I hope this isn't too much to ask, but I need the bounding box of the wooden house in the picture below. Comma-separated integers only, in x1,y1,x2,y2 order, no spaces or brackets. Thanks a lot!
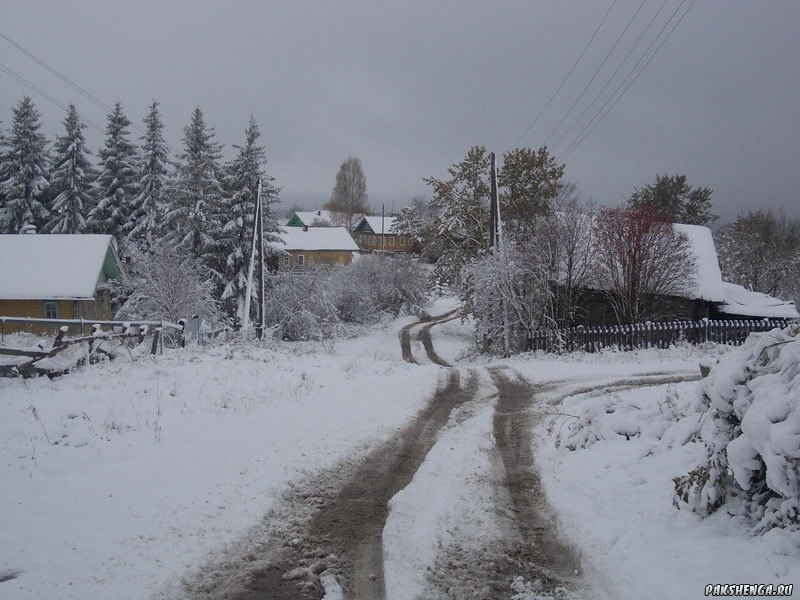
575,223,798,325
353,216,410,252
0,234,123,331
272,226,359,270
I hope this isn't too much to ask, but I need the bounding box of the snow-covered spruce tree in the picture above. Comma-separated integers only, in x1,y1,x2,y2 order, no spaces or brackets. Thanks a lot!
673,324,800,535
46,104,95,233
167,107,225,262
128,101,170,248
0,96,50,233
89,102,139,242
219,116,280,325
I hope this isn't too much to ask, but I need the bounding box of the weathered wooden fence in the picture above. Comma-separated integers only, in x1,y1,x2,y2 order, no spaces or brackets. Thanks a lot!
526,318,797,354
0,317,191,378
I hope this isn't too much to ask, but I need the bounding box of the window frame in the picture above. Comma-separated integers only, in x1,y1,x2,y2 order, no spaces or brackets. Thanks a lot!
296,254,305,267
43,300,59,319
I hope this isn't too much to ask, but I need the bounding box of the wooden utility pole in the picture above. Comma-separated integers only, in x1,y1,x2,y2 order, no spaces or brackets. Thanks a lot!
381,203,386,255
255,179,265,340
489,152,500,249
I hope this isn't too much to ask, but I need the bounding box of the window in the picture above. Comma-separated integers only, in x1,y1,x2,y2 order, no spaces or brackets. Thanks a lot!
399,236,406,246
388,236,395,247
43,300,59,319
283,256,290,267
296,255,305,267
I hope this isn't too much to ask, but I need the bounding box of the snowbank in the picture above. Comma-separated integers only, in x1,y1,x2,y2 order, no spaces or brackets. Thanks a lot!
534,340,799,598
0,324,440,599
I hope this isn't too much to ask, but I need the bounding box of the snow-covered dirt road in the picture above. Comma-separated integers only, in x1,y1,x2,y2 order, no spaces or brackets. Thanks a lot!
6,306,758,600
180,312,701,599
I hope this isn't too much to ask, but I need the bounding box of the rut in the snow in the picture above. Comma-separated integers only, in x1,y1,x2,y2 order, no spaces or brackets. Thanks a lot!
399,309,458,366
425,370,584,599
227,368,477,600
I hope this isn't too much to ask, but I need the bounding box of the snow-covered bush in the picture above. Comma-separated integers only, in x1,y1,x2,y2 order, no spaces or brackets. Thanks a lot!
263,267,341,341
673,324,800,534
263,256,429,341
119,241,221,325
334,255,427,323
463,241,552,355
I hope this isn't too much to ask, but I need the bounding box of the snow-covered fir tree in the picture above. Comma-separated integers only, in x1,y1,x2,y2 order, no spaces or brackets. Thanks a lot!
89,102,138,241
219,116,280,324
168,107,225,260
46,104,95,233
0,96,50,233
128,101,170,248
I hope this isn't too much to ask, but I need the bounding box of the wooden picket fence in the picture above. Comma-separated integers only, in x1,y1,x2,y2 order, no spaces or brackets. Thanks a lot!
526,318,797,354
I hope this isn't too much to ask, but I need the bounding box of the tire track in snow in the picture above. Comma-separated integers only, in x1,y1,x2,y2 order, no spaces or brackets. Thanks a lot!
192,368,478,599
399,309,459,366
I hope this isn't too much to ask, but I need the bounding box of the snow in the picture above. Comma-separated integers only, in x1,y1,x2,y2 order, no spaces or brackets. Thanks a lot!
526,348,800,599
383,372,500,600
718,281,799,319
0,320,440,599
4,293,799,599
672,223,726,302
0,234,118,300
272,226,359,251
358,216,398,235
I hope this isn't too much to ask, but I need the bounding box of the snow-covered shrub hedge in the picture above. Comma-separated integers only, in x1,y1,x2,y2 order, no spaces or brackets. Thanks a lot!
264,267,342,341
264,256,428,340
334,255,427,323
673,324,800,534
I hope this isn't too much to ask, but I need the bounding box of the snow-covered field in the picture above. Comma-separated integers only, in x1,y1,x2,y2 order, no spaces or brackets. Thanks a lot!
0,321,440,599
2,301,797,600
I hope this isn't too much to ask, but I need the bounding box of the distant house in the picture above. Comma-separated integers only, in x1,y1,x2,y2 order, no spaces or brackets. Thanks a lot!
577,223,797,325
285,210,335,227
0,234,123,330
353,216,410,252
272,226,359,270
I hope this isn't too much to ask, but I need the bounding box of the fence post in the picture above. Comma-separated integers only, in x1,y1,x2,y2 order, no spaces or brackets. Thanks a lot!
151,329,161,355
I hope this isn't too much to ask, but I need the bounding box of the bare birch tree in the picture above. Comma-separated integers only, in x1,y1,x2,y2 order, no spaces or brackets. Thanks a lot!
325,156,368,231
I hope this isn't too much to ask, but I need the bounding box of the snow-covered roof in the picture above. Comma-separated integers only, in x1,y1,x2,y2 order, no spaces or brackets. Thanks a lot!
286,210,334,227
673,223,726,302
356,216,398,234
0,234,121,300
273,227,359,251
718,282,799,319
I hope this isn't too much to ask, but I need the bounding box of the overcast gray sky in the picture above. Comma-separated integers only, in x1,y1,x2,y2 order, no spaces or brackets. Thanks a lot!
2,0,798,221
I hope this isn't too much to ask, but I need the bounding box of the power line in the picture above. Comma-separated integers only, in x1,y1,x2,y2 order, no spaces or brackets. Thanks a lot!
550,0,669,152
0,31,148,138
0,63,106,133
560,0,696,160
542,0,649,148
508,0,618,151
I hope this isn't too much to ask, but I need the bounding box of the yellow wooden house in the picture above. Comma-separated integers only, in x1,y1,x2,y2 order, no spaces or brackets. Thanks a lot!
0,234,123,331
272,226,359,270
